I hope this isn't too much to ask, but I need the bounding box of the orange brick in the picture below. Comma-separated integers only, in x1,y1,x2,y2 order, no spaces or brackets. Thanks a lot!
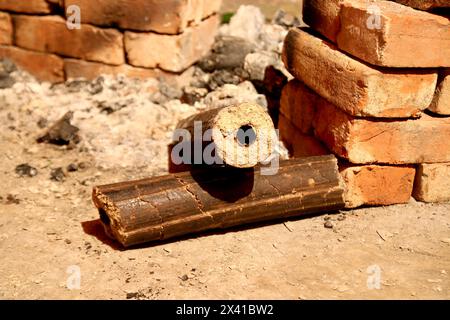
64,59,197,89
282,28,438,118
0,0,51,13
413,163,450,203
280,80,317,135
392,0,449,10
0,12,12,45
0,45,64,83
303,0,343,42
340,164,415,208
302,0,450,67
64,0,222,34
64,58,178,82
278,114,329,158
428,69,450,115
313,100,450,164
125,15,219,72
14,15,124,65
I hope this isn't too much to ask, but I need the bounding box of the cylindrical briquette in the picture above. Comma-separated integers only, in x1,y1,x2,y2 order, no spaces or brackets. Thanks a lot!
92,155,345,247
174,103,278,168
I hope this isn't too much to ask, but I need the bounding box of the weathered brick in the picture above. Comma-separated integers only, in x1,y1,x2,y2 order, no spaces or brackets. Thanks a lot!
313,99,450,164
428,69,450,115
302,0,450,67
278,114,329,158
64,59,165,80
280,80,317,134
303,0,343,42
0,45,64,83
64,59,196,89
282,28,438,118
65,0,222,34
0,0,51,13
0,12,12,45
125,15,219,72
340,164,415,208
392,0,450,10
14,15,124,65
413,163,450,203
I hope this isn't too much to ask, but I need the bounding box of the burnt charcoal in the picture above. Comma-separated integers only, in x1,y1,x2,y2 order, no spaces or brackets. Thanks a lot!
0,71,14,89
37,111,81,146
15,164,38,177
50,168,66,182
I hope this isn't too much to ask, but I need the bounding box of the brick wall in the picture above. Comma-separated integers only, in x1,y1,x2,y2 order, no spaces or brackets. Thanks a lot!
0,0,222,82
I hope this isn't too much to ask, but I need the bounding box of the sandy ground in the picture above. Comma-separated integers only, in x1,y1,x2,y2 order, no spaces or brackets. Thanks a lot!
0,72,449,300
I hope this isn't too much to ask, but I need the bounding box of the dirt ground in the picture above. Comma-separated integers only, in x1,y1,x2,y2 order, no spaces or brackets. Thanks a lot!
0,72,449,300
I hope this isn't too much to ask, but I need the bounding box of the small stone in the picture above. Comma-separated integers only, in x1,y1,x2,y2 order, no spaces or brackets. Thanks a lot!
180,274,189,281
272,9,301,28
244,51,279,82
78,162,89,170
126,292,139,299
441,238,450,244
1,58,17,73
65,239,72,244
208,69,243,90
0,71,14,89
180,86,208,105
50,168,65,182
37,111,81,146
220,5,266,44
67,163,79,172
6,194,20,205
324,221,334,229
37,117,48,129
89,76,104,95
15,163,38,177
198,36,255,72
65,79,89,93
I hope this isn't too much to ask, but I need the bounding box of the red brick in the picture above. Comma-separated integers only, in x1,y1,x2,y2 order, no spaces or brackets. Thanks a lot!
14,15,124,65
303,0,343,42
0,45,64,83
0,0,51,13
313,99,450,164
278,114,329,158
282,28,438,118
64,59,196,89
392,0,450,10
0,12,12,45
65,0,222,34
280,80,317,134
302,0,450,67
125,15,219,72
428,69,450,115
413,163,450,203
340,164,415,208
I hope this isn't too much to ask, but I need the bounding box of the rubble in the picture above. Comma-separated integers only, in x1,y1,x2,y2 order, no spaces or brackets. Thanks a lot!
36,111,81,146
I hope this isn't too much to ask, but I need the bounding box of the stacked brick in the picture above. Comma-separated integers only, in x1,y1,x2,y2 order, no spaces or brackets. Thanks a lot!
0,0,221,83
280,0,450,208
